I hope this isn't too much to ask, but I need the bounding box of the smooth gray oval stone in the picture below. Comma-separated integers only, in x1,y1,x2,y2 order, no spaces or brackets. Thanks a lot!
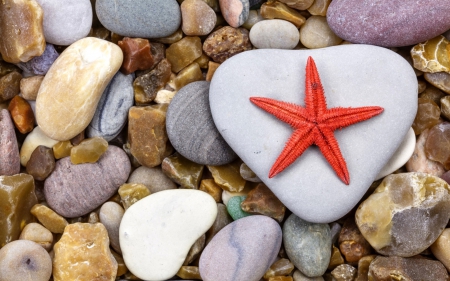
99,201,124,254
0,110,20,176
283,214,331,277
96,0,181,38
44,146,131,218
87,72,134,141
127,166,177,193
166,81,237,165
199,215,282,281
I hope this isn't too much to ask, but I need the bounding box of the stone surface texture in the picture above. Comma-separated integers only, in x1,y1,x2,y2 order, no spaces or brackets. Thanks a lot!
209,46,417,223
17,43,59,76
327,0,450,47
219,0,250,27
0,110,20,176
44,146,131,218
203,26,253,63
36,37,123,141
127,166,177,193
20,126,58,167
250,19,300,49
181,0,217,36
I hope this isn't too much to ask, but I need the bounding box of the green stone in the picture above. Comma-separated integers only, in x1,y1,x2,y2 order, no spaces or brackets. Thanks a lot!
227,196,252,220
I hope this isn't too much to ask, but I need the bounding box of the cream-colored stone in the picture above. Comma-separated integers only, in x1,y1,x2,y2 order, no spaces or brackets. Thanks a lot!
154,89,177,104
20,126,58,166
431,228,450,271
20,75,44,100
19,222,53,251
36,37,123,141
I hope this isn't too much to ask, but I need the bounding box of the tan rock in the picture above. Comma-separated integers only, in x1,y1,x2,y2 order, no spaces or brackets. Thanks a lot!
200,179,223,202
279,0,314,10
36,37,123,141
118,183,151,210
30,204,68,234
53,223,118,281
162,153,204,189
207,160,246,192
431,228,450,271
181,0,217,36
241,183,286,222
20,75,44,100
0,0,46,63
19,222,53,251
20,126,58,166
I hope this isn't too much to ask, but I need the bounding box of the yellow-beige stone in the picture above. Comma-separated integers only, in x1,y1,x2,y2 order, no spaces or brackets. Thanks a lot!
411,35,450,73
30,204,68,234
36,37,123,141
53,223,117,281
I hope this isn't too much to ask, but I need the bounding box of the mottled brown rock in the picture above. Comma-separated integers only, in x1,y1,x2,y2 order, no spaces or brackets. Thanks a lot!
90,27,111,41
88,212,99,224
307,0,330,16
368,256,449,281
19,222,53,251
26,145,56,181
355,255,376,281
8,95,35,134
162,153,204,189
30,204,68,234
338,217,372,263
70,131,85,146
241,183,286,222
20,75,44,100
0,61,21,78
128,105,168,168
118,37,154,75
181,0,217,36
0,173,37,247
264,258,295,279
172,62,204,89
331,264,357,281
261,1,306,28
203,26,252,63
0,109,20,176
153,28,184,44
0,71,22,102
412,98,440,135
328,245,345,270
356,173,450,257
177,266,201,279
207,160,246,192
0,0,46,63
118,183,151,210
418,85,445,106
184,234,205,265
424,122,450,169
418,79,426,93
200,179,223,202
406,128,445,176
278,0,314,10
52,140,73,159
441,96,450,120
44,146,131,218
424,72,450,94
166,36,203,73
411,36,450,73
206,61,221,81
70,137,108,164
268,277,293,281
53,223,118,281
133,58,172,104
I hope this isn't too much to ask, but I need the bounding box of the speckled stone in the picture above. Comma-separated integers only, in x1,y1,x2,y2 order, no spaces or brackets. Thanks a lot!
283,214,331,277
219,0,250,27
87,72,134,141
0,110,20,176
327,0,450,47
250,19,300,49
200,215,282,281
17,44,59,75
166,81,237,165
96,0,181,38
35,0,92,46
44,146,131,218
127,166,177,194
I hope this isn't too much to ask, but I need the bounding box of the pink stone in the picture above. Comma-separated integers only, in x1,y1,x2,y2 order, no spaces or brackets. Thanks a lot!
219,0,249,28
0,109,20,176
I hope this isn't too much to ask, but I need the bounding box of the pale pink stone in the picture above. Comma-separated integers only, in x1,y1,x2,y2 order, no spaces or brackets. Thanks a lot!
219,0,249,28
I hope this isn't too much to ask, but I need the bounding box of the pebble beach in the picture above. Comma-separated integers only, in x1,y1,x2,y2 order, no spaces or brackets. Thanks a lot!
1,0,450,280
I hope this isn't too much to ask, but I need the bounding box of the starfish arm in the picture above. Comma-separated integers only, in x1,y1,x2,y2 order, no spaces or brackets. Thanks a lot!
250,97,310,127
269,125,315,178
315,125,350,185
323,106,384,130
304,57,328,118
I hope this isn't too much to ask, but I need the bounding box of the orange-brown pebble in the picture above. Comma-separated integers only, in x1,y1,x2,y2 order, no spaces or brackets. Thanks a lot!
7,95,35,134
30,204,68,234
53,141,73,159
268,276,293,281
203,26,253,63
118,37,154,75
206,61,221,81
260,1,306,28
0,71,22,102
241,183,286,222
200,179,223,202
338,217,372,264
264,258,295,279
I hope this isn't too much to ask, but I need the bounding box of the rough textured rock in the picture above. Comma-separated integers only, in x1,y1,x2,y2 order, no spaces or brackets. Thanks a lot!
241,183,286,222
338,217,372,263
44,146,131,218
203,26,253,63
0,71,22,102
36,37,123,141
356,173,450,257
161,153,204,189
118,37,154,75
26,145,56,181
166,37,202,73
0,110,20,176
327,0,450,47
200,215,282,281
118,183,151,210
16,43,59,75
167,81,237,165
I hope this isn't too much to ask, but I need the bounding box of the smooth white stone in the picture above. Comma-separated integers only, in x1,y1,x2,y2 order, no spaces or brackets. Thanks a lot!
250,19,300,49
119,189,217,281
20,126,58,166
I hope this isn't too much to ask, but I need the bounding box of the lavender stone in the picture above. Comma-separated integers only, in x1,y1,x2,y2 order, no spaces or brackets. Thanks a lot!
17,44,59,75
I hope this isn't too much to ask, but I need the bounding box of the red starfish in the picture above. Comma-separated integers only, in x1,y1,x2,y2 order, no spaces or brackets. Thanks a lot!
250,57,384,185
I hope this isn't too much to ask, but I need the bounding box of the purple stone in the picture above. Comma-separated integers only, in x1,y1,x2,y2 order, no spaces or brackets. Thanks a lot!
17,44,59,75
327,0,450,47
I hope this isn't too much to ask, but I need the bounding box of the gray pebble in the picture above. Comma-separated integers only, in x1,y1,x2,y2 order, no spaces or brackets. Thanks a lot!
127,166,177,193
166,81,237,165
99,201,124,254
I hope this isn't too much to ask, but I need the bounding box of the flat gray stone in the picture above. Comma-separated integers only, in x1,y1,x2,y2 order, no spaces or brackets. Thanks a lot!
327,0,450,47
283,214,331,277
87,72,134,141
166,81,237,165
0,109,20,176
209,46,417,223
96,0,181,38
199,215,281,281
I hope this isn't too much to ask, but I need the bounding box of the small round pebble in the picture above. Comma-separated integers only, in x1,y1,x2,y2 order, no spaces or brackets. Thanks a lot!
300,16,342,49
250,19,300,49
99,201,124,254
166,81,237,165
181,0,217,36
19,223,53,251
0,240,52,281
127,166,177,193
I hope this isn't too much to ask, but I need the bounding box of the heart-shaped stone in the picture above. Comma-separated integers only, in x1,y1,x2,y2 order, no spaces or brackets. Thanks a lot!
209,45,417,223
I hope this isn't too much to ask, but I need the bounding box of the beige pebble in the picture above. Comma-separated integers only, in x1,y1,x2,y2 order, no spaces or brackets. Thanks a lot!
30,204,69,234
300,16,342,49
99,201,124,254
19,222,53,251
431,228,450,271
20,75,44,101
20,126,58,166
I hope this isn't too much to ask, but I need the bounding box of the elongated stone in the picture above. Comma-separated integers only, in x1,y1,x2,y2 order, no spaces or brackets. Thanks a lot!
424,72,450,94
36,37,123,141
30,204,68,234
0,174,38,247
260,1,306,28
172,62,204,90
70,137,108,164
206,203,233,244
0,0,46,63
99,201,124,254
181,0,217,35
0,110,20,176
279,0,314,10
8,95,35,134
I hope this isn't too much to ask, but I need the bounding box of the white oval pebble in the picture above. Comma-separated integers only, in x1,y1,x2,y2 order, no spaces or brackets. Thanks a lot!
250,19,300,49
119,189,217,280
376,127,416,180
